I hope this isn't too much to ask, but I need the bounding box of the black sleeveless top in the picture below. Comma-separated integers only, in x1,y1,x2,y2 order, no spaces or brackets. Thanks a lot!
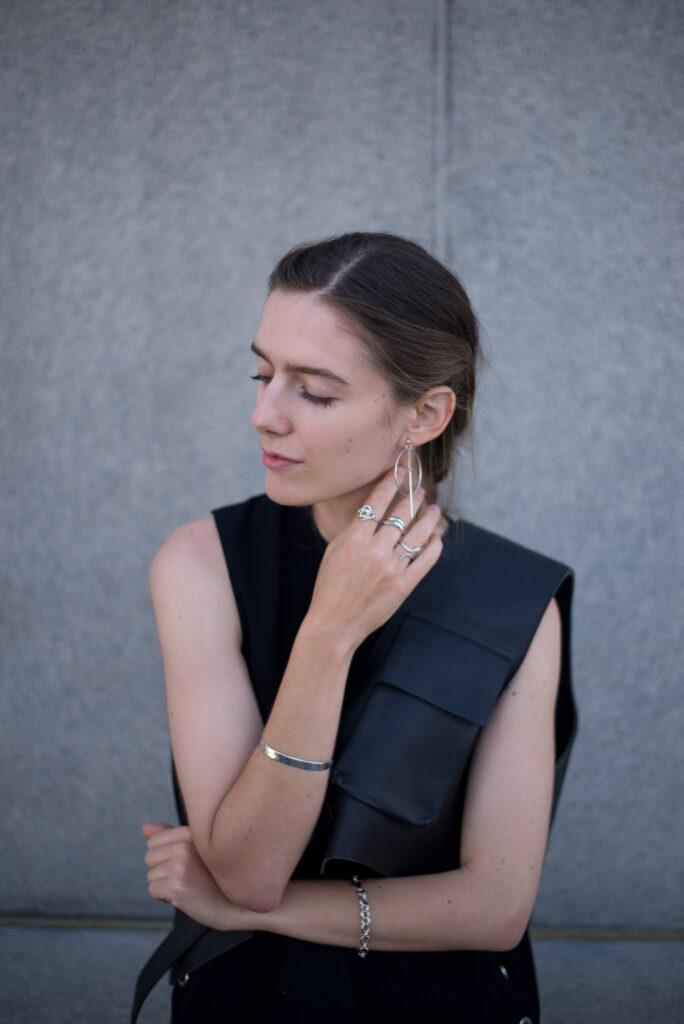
166,496,567,1024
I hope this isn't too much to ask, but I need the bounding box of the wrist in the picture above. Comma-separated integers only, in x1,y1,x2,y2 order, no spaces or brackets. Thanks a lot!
297,613,359,664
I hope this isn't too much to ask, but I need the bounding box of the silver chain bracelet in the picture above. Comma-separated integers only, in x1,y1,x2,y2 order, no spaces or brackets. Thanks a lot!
350,875,371,957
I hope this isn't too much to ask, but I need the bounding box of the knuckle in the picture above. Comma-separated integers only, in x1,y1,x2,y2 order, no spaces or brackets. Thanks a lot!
349,528,369,552
366,547,386,572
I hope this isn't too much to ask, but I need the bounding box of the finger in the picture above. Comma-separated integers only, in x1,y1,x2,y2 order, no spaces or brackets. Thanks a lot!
145,835,195,868
355,467,404,527
141,822,173,839
148,879,173,904
146,825,192,848
146,863,174,882
399,503,442,549
145,845,175,868
401,527,444,576
379,484,427,537
374,488,433,552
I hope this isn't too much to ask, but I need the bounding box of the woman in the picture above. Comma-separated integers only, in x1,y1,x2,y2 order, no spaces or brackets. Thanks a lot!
132,233,575,1024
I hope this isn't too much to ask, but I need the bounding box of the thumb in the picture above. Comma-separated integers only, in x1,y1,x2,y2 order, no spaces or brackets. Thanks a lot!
141,821,173,838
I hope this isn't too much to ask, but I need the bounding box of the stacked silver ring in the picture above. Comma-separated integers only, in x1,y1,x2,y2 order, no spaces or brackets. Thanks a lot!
357,505,423,563
381,517,406,533
399,539,422,554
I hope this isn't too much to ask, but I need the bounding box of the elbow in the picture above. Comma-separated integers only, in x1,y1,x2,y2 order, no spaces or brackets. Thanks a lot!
458,865,533,952
201,834,287,913
486,903,531,953
490,918,528,953
459,877,530,951
228,885,284,915
208,858,285,913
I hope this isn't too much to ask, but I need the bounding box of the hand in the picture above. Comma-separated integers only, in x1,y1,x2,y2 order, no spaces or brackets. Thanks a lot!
307,469,445,648
142,822,252,931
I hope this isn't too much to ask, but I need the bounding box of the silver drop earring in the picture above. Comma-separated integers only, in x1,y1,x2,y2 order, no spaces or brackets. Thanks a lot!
394,438,423,519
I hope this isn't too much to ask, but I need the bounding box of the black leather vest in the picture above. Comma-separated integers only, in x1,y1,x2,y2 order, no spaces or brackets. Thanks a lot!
319,515,575,878
132,498,575,1023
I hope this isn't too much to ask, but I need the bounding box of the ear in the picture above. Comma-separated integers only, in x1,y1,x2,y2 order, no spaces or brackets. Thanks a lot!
405,386,456,446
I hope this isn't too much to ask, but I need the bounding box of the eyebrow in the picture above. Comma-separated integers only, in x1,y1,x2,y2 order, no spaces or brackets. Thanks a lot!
250,342,350,387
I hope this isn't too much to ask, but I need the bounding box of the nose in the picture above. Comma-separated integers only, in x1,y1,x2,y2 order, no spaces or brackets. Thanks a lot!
251,381,291,437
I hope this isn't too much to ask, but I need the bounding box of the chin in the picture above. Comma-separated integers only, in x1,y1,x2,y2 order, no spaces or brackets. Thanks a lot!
263,474,316,508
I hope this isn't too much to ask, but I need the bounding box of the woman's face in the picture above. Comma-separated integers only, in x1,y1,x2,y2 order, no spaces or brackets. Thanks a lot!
251,289,409,518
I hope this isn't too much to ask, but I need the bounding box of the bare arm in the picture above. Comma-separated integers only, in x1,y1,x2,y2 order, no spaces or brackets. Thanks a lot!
151,472,443,912
147,596,562,951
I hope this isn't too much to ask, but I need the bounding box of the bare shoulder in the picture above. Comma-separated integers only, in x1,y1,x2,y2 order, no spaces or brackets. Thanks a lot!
504,596,562,706
150,515,225,592
149,514,241,642
525,596,561,673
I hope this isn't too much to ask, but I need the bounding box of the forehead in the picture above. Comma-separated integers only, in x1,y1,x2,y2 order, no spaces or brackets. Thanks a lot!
256,290,374,377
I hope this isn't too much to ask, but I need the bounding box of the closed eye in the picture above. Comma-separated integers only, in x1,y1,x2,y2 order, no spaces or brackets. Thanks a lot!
250,374,335,408
299,390,335,407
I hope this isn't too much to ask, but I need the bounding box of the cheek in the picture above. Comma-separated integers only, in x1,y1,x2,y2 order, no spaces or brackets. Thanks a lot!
312,399,398,463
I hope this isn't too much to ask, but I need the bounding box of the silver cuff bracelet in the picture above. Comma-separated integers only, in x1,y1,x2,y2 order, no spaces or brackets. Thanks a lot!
259,739,333,771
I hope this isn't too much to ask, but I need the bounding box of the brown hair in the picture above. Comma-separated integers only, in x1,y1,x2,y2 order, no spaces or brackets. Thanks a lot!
269,232,479,503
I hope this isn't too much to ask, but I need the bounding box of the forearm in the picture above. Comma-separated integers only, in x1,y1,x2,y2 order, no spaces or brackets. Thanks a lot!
228,869,528,954
201,616,356,911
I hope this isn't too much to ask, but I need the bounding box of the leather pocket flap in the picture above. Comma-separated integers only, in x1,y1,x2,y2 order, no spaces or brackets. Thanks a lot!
330,616,513,825
379,614,512,725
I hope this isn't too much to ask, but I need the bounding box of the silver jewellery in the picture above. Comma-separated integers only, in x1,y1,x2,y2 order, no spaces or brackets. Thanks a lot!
356,504,378,522
381,516,406,533
394,439,423,519
260,739,333,772
399,552,415,564
350,876,371,957
399,539,422,555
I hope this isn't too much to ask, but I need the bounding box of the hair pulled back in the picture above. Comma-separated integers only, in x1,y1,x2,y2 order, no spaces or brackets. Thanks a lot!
268,232,479,502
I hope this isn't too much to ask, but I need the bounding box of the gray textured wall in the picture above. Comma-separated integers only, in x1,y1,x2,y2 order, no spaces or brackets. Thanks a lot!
1,0,682,933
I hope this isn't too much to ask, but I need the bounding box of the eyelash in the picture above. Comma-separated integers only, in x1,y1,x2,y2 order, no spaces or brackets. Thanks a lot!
250,374,335,408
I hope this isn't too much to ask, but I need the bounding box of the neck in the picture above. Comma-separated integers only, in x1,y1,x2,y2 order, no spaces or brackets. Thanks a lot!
311,499,356,542
312,484,377,541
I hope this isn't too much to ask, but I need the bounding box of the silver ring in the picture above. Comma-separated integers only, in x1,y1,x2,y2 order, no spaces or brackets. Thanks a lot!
381,517,406,533
399,552,414,563
356,504,378,522
399,540,422,555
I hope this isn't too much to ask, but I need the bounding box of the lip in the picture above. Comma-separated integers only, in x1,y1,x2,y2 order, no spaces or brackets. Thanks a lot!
261,448,302,470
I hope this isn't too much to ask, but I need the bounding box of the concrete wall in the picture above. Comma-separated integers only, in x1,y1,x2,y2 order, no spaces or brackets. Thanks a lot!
1,0,681,933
